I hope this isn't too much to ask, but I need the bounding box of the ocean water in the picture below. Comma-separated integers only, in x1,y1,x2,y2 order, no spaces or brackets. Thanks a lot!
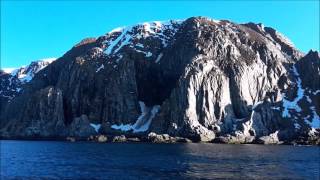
1,141,319,180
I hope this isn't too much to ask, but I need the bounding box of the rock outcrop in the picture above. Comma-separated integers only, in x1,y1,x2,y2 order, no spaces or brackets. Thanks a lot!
0,17,319,144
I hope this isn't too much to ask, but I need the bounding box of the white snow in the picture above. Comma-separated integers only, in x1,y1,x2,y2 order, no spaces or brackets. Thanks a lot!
240,104,256,137
8,77,13,86
2,95,13,99
133,102,160,132
309,128,318,136
271,107,280,110
113,34,132,54
212,19,221,24
155,53,163,63
196,21,200,28
13,58,56,83
260,24,265,32
306,95,312,103
305,106,320,128
40,57,56,63
111,123,133,131
2,58,56,81
103,20,183,57
145,52,152,57
154,21,162,27
236,100,264,137
282,65,304,118
1,68,17,74
90,123,101,133
108,27,125,34
136,43,144,48
294,122,301,129
105,27,130,55
204,17,221,24
172,123,178,130
96,64,104,73
142,22,155,36
18,73,32,82
243,115,254,137
132,48,153,58
313,90,320,95
279,65,319,129
116,55,123,63
111,101,160,133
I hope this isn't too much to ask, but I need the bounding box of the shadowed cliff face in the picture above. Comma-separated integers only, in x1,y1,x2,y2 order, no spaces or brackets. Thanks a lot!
0,17,319,143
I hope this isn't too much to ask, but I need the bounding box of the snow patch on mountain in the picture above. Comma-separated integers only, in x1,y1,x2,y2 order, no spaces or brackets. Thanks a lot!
103,20,183,57
111,101,160,133
12,58,57,83
282,65,304,118
108,27,125,34
96,64,104,73
155,53,163,63
90,123,101,133
305,106,320,129
1,68,17,74
105,28,130,55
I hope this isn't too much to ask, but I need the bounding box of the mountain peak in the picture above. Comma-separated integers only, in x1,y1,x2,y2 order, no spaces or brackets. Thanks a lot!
306,49,319,58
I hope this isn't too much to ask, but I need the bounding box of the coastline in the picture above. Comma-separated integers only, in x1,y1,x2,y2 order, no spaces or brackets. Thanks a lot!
1,134,319,146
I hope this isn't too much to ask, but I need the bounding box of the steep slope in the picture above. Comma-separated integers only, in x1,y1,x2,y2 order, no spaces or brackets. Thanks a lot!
0,17,318,144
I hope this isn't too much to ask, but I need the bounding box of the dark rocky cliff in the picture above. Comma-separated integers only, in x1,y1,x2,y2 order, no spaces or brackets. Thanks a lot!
0,17,319,144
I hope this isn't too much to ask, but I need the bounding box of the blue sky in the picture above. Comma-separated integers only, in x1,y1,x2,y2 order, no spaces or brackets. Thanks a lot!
1,0,319,68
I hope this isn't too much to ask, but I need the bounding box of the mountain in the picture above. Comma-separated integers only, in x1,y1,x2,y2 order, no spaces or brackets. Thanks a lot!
0,58,56,103
0,17,319,144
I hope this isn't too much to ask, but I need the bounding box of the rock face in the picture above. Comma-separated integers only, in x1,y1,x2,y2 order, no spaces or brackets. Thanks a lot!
0,17,319,144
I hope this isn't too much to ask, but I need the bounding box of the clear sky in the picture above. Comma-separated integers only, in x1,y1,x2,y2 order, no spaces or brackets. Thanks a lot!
1,0,319,68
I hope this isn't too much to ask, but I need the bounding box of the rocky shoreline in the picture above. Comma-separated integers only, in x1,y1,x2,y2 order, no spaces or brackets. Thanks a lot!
1,132,319,146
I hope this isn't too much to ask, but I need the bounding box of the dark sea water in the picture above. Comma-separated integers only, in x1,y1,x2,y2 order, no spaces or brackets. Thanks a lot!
0,141,319,180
